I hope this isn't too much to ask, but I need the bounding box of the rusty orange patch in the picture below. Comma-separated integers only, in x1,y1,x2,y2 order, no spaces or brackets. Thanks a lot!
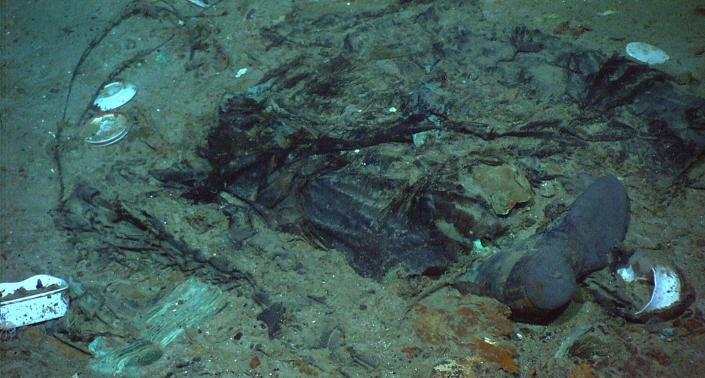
411,295,518,374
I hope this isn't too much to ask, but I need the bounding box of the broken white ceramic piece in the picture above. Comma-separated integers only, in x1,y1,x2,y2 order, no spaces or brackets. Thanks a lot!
625,42,669,65
634,265,681,315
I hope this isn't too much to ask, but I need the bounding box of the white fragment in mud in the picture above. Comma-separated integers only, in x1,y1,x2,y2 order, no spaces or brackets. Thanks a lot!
617,265,638,282
635,265,682,315
187,0,210,8
625,42,670,65
236,67,248,78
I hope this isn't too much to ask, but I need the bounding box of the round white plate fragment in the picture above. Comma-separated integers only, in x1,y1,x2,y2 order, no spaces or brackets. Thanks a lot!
84,112,129,146
625,42,669,65
94,81,137,111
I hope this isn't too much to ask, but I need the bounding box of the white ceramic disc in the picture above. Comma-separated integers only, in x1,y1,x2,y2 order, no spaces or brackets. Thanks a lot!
84,112,129,146
93,81,137,111
625,42,669,65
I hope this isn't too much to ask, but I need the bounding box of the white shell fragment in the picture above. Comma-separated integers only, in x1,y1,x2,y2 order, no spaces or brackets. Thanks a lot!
0,274,69,329
93,81,137,111
84,112,129,146
635,265,681,315
625,42,670,65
